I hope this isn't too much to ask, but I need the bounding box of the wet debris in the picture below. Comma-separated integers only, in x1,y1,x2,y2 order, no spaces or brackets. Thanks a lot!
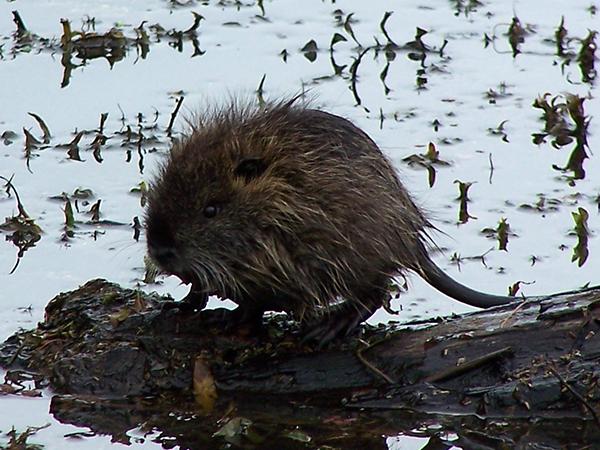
5,11,205,87
62,197,76,240
507,16,527,57
143,254,159,284
532,93,591,184
9,10,49,56
279,48,289,62
300,39,318,62
14,108,170,173
342,12,362,48
402,142,451,188
0,176,43,273
88,199,102,223
553,18,597,83
508,280,534,297
329,11,449,101
55,131,85,161
132,216,142,242
0,424,50,450
166,96,184,136
577,30,597,83
518,194,562,214
255,75,267,107
485,82,512,104
22,128,42,172
1,131,18,146
60,19,127,64
90,133,107,163
555,16,568,57
328,32,347,75
0,370,42,398
130,181,149,208
450,0,483,17
47,189,126,243
481,217,515,251
454,180,477,224
486,14,536,57
27,113,51,144
11,11,28,38
193,354,217,413
487,120,509,142
4,9,451,107
570,207,590,267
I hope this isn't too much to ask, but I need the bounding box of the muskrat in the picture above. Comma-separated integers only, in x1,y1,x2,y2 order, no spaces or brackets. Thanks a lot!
145,97,518,343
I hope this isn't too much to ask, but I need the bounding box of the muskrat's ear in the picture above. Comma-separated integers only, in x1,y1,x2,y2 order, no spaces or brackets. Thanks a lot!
234,158,268,182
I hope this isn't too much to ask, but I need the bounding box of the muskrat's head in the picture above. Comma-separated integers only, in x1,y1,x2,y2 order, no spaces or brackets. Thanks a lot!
145,102,303,301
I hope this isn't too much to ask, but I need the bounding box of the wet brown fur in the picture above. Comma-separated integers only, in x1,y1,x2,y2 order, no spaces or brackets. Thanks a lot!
146,98,435,323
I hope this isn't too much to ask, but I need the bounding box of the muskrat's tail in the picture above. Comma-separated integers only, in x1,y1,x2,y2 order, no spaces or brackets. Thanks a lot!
415,253,517,308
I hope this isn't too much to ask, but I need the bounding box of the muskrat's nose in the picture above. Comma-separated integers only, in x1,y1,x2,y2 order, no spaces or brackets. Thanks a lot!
149,243,178,267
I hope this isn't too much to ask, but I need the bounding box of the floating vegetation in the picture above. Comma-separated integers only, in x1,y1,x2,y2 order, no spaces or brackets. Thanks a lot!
402,142,451,187
450,0,483,17
577,30,597,83
532,93,591,184
0,424,50,450
0,176,43,273
48,188,127,243
301,39,318,62
481,218,514,251
454,180,476,224
518,194,562,214
487,120,510,142
507,16,527,57
166,96,184,136
62,197,76,240
5,11,205,88
486,14,536,58
27,113,51,144
342,12,362,48
143,254,159,284
449,248,493,271
130,181,149,208
485,82,513,104
552,17,597,83
508,280,534,297
132,216,142,242
555,16,568,57
12,102,181,174
570,207,590,267
1,8,454,110
1,131,18,146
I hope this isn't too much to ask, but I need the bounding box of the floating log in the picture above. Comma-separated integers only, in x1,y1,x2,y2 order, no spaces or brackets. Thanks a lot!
1,279,599,448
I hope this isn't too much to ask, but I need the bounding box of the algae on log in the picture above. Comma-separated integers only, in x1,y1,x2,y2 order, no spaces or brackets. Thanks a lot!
1,279,600,449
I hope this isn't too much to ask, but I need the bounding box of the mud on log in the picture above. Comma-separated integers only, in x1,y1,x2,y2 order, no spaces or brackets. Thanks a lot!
1,279,600,448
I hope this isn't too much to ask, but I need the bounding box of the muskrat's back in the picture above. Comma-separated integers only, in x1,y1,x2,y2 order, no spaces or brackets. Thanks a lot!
146,98,512,342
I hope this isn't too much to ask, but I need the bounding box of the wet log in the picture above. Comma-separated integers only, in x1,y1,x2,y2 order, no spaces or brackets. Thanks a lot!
1,279,599,448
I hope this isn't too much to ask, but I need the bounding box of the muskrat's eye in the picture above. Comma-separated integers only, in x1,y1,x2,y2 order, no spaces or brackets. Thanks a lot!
203,204,220,218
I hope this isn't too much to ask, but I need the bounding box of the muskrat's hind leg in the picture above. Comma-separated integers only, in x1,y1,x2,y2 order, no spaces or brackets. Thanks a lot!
302,284,389,348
